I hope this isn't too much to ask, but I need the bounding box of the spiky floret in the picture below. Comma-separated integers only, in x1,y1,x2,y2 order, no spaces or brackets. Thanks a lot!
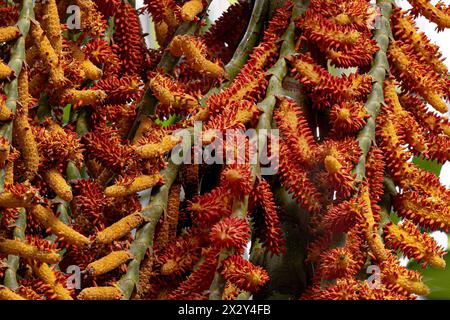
30,205,91,247
168,247,220,300
75,0,106,38
391,8,448,75
251,178,284,256
204,70,268,117
394,191,450,232
210,217,251,252
365,146,385,203
187,187,232,228
144,0,181,28
319,138,360,198
83,126,136,172
290,53,373,108
156,233,201,276
408,0,450,31
94,212,144,245
324,41,379,68
69,44,102,81
314,247,359,281
83,39,121,77
93,75,143,105
105,173,163,198
114,2,145,76
168,35,224,79
274,96,318,168
388,40,448,113
148,72,198,116
302,277,412,300
384,81,429,154
221,255,269,292
384,219,446,269
379,254,430,296
220,164,253,198
202,101,260,144
322,198,365,233
330,101,369,134
278,143,322,213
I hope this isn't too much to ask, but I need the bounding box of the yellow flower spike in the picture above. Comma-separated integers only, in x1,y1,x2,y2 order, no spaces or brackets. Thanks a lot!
77,286,123,300
0,238,61,264
13,69,40,180
408,0,450,30
30,205,91,247
86,250,132,276
70,44,102,80
0,26,20,43
31,22,65,87
155,20,170,46
181,0,204,22
132,117,154,145
105,174,162,198
94,212,145,245
0,191,37,208
40,0,63,54
384,220,446,269
324,155,342,174
0,59,14,80
33,263,73,300
0,287,26,300
361,186,389,262
0,101,12,121
0,138,9,168
389,41,448,113
135,135,181,159
60,88,106,107
169,35,224,79
44,168,73,202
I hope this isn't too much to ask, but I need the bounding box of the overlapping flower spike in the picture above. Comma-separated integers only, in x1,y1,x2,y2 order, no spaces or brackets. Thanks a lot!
221,255,269,292
83,39,122,77
169,35,225,79
168,247,220,300
302,277,412,300
144,0,181,29
75,0,106,38
322,198,365,233
297,3,379,68
204,70,268,118
384,219,446,269
408,0,450,30
114,2,145,77
278,142,322,213
388,40,448,113
393,191,450,232
289,53,373,108
314,247,359,282
383,80,429,155
391,8,448,76
274,96,318,168
380,253,430,296
251,178,285,256
148,72,199,116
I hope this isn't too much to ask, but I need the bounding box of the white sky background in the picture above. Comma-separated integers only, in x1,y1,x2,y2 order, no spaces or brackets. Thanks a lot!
134,0,450,247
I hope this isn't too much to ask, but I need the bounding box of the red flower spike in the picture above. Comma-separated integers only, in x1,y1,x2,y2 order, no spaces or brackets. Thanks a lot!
330,101,369,134
384,219,446,269
93,75,144,104
220,164,253,198
187,187,232,228
209,217,251,252
221,255,269,292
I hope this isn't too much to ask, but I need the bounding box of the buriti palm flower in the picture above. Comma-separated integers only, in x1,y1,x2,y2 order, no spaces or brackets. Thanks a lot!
0,0,449,301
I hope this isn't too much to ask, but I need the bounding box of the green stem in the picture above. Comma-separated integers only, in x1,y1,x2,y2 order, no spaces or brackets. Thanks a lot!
3,209,26,289
354,0,393,182
0,0,33,192
118,160,179,299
